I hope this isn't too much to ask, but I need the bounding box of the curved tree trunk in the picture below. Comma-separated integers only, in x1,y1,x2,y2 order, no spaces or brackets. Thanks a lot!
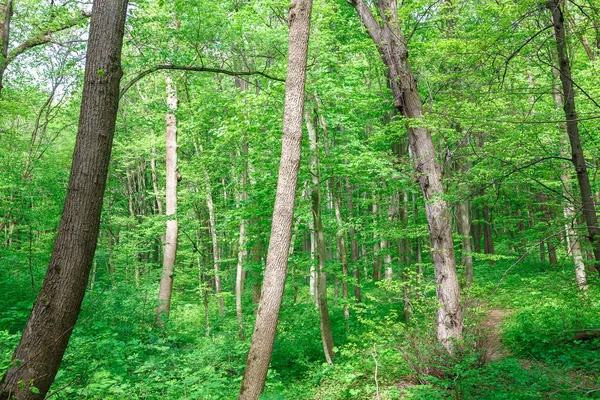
239,0,313,397
348,0,463,350
0,0,128,397
0,0,12,94
156,75,179,327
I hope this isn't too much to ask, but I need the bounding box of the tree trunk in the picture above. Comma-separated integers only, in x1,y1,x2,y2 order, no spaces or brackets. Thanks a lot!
483,205,495,266
206,170,224,316
236,139,248,338
348,0,462,350
455,200,473,285
0,0,128,397
239,0,312,397
346,178,361,302
472,205,482,253
333,194,350,327
548,0,600,268
0,0,12,94
550,43,589,291
156,76,179,327
306,107,335,364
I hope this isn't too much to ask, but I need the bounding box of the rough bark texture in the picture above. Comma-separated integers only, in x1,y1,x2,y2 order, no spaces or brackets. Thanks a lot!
0,0,128,397
548,0,600,267
156,76,179,326
348,0,463,349
0,0,12,94
550,51,589,291
239,0,312,397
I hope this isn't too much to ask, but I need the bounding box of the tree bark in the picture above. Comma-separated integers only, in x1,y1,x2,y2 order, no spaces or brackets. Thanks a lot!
346,178,361,302
548,0,600,269
550,44,589,291
239,0,312,397
456,199,473,285
333,194,350,326
306,107,335,364
348,0,463,350
156,75,179,327
236,139,249,338
0,0,12,94
0,0,128,397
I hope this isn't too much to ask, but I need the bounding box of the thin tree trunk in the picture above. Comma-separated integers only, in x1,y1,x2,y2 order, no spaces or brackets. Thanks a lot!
0,1,128,397
333,195,350,327
239,1,313,396
548,0,600,269
151,143,163,215
456,200,473,285
205,169,224,316
346,178,361,302
156,75,179,327
236,140,248,338
306,107,335,364
348,0,463,350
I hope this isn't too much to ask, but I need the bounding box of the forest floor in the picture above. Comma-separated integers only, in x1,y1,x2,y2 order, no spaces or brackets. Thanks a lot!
1,257,600,399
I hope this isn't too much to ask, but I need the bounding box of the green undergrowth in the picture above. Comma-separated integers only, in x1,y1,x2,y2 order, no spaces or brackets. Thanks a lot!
1,255,599,398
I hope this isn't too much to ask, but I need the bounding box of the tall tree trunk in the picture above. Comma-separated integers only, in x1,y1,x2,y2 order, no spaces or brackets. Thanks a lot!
156,76,179,326
346,178,361,302
348,0,463,350
0,0,12,94
456,200,473,285
0,0,128,397
205,169,224,316
306,107,335,364
239,0,313,397
482,205,495,266
151,143,164,215
236,139,249,338
548,0,600,268
471,205,482,253
333,194,350,327
550,46,589,291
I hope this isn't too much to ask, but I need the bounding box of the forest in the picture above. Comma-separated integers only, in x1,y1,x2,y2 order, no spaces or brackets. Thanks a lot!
1,0,600,398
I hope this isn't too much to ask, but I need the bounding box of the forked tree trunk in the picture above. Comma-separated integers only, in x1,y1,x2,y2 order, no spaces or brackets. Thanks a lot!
0,1,128,397
156,76,179,327
548,0,600,269
348,0,462,350
239,0,313,397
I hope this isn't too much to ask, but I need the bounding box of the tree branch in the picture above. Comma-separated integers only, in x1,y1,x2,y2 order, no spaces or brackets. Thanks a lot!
119,64,284,98
5,11,91,65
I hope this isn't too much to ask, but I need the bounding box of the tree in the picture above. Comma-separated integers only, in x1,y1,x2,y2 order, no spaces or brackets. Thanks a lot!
239,0,313,397
347,0,463,350
0,0,128,397
156,75,179,326
0,1,90,95
547,0,600,270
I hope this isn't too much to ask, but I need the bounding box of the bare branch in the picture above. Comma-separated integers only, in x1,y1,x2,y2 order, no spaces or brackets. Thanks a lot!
119,64,284,98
